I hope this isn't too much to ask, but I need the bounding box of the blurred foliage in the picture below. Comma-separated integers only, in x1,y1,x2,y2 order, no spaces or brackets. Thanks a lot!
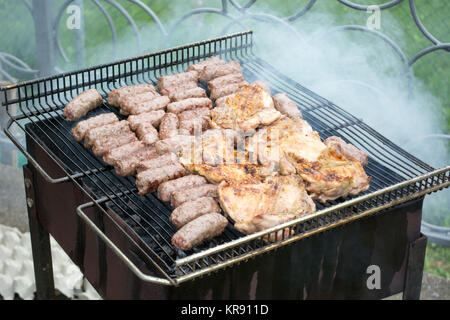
425,243,450,279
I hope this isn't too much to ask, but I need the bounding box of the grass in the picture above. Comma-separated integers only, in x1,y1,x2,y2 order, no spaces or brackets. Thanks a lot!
425,243,450,279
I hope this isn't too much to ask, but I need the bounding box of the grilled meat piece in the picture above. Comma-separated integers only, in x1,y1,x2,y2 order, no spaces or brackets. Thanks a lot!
186,56,226,73
218,175,316,235
157,174,207,202
107,84,156,107
135,163,186,195
207,73,245,92
126,96,170,115
84,120,131,148
184,163,267,185
171,184,218,208
171,212,228,251
91,132,138,157
209,81,248,100
136,123,159,145
199,61,242,82
159,113,179,140
63,89,103,121
324,136,368,166
247,117,371,202
167,97,212,114
170,196,221,229
288,148,371,202
136,152,179,174
157,71,199,92
272,93,302,120
168,87,207,102
71,112,118,142
113,144,158,176
127,110,165,130
210,83,281,130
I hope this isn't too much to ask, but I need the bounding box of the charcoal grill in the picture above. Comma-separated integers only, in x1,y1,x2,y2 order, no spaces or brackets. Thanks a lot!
1,31,449,300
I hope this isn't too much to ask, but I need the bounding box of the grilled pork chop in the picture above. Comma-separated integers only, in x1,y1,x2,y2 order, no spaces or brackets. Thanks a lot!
210,83,282,131
218,175,316,235
247,117,370,202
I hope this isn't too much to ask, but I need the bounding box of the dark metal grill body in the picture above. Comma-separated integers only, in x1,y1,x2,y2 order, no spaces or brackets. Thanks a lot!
1,31,449,297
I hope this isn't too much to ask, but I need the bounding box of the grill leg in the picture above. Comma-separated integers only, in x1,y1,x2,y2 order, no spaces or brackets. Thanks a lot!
402,234,428,300
23,165,56,300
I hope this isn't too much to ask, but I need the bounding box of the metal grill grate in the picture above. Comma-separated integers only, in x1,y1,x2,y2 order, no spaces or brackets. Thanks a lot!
1,31,449,285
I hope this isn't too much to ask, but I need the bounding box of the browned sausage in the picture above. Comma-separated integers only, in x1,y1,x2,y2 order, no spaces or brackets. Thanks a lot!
199,61,242,82
171,213,228,251
170,197,221,229
159,113,179,140
135,163,186,195
64,89,103,121
170,184,218,208
84,120,131,148
157,174,207,202
107,84,156,107
166,97,212,114
126,96,170,115
71,112,118,142
186,56,226,73
272,93,302,120
127,110,165,130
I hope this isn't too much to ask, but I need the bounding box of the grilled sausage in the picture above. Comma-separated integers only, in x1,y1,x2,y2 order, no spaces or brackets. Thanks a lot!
107,84,156,107
272,93,302,120
84,120,131,148
135,163,186,195
199,61,242,82
170,197,221,229
103,140,145,166
157,71,199,92
113,144,158,176
178,116,209,136
209,82,247,100
63,89,103,121
159,113,179,140
171,213,228,251
170,184,218,208
167,97,212,114
186,56,226,73
127,110,165,130
136,152,179,174
157,174,207,202
178,107,211,122
126,96,170,115
207,73,245,92
154,135,197,155
91,132,138,157
160,81,198,97
120,91,161,114
136,123,159,145
71,112,118,142
168,87,207,102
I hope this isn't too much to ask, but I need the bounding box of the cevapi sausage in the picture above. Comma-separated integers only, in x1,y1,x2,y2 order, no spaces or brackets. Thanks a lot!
71,112,118,142
171,213,228,251
64,89,103,121
170,197,221,229
157,174,207,202
170,184,218,208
